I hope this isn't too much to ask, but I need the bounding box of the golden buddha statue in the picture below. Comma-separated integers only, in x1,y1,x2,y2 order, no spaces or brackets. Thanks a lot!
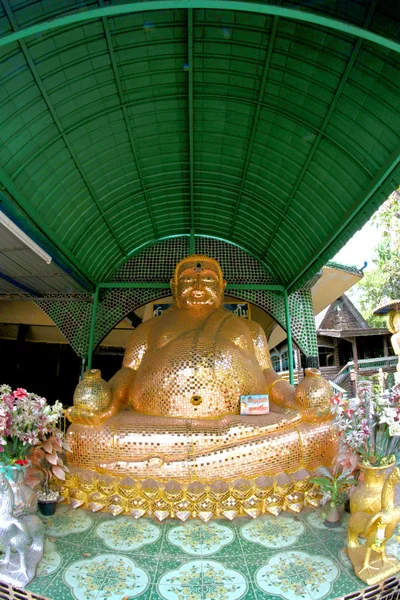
65,255,337,516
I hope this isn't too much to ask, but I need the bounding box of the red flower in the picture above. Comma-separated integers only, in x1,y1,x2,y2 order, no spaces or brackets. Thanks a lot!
15,459,29,466
13,388,28,399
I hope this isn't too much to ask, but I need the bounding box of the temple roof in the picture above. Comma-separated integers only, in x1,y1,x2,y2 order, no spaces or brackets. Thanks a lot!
0,1,399,295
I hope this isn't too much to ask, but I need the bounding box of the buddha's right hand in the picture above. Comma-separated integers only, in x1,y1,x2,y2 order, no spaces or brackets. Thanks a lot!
65,403,119,426
66,367,136,426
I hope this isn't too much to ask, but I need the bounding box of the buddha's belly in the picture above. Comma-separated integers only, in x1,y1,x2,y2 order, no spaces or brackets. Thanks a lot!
129,338,266,417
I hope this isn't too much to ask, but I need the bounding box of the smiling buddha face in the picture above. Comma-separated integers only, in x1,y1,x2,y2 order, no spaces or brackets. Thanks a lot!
171,256,226,311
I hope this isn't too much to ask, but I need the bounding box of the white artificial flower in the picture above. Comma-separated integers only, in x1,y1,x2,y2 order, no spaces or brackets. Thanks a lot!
389,423,400,436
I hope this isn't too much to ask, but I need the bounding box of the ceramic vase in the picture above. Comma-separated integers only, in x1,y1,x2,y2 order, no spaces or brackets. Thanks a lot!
73,368,111,412
6,465,37,517
350,462,394,514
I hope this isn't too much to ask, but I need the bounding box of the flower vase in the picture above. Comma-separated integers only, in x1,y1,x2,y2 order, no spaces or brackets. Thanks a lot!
4,464,38,517
350,462,394,514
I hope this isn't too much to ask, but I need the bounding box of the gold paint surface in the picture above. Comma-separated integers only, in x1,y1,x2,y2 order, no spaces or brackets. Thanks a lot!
66,255,338,513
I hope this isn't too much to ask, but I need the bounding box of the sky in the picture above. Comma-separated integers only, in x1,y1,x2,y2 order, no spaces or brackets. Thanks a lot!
331,219,382,272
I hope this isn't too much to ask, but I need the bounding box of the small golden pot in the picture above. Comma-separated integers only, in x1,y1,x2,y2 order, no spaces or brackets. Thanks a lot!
295,368,332,411
73,369,112,413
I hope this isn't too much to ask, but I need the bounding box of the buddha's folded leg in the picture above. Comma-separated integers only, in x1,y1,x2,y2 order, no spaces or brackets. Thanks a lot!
67,417,337,480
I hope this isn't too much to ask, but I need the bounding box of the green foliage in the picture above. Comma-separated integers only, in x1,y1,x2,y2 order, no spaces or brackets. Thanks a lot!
310,467,357,507
349,189,400,324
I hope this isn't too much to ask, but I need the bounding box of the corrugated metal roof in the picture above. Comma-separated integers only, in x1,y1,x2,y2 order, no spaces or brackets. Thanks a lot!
0,221,86,294
0,1,399,293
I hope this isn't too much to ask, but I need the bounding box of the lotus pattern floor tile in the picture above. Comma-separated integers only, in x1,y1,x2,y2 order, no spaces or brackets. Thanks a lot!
202,582,252,600
167,520,235,556
156,583,203,600
240,514,305,549
41,505,94,538
255,550,339,600
95,516,161,551
63,553,149,600
202,522,236,555
157,559,247,600
167,521,203,555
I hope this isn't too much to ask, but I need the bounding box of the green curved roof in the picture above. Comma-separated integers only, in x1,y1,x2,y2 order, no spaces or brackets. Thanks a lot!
0,0,399,294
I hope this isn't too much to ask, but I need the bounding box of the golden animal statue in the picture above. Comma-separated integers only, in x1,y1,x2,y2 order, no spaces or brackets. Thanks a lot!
65,255,338,517
347,467,400,585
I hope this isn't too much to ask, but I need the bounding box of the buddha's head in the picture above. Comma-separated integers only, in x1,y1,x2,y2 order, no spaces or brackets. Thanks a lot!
171,255,226,311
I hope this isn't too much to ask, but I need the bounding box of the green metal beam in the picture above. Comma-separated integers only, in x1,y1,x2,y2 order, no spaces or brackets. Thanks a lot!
87,286,100,369
99,0,158,240
188,9,195,245
287,145,400,295
283,289,294,385
1,0,127,260
261,0,378,262
1,2,400,54
230,15,278,236
0,177,95,291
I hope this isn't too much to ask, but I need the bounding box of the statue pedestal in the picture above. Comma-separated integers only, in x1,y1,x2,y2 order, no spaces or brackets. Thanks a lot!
348,547,400,585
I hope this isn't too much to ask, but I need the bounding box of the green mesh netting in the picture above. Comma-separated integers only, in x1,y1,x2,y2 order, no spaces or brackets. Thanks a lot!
33,238,318,359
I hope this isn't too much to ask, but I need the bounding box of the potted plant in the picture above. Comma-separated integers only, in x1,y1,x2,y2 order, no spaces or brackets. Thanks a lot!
330,381,400,513
311,465,357,527
26,432,70,515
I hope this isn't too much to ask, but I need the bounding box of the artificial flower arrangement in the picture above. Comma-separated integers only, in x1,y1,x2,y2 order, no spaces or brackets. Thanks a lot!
330,380,400,467
0,383,69,500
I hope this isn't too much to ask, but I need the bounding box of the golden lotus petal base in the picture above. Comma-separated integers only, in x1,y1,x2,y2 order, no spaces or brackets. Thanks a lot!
60,466,323,520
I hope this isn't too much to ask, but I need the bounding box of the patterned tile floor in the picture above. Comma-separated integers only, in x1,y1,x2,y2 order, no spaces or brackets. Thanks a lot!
4,506,400,600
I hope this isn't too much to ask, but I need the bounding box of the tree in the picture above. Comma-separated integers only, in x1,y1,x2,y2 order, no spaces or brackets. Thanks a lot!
348,189,400,326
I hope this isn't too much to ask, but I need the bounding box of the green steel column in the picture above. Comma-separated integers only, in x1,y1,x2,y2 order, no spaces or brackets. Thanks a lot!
283,289,294,385
87,286,99,370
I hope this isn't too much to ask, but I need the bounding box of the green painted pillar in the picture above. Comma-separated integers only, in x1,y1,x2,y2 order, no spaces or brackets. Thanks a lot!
283,289,294,385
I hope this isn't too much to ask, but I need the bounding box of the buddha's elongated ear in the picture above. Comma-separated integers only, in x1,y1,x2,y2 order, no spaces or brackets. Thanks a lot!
223,279,227,291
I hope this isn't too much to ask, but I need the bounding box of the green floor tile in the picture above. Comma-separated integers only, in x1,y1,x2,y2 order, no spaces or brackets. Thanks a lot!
84,515,164,555
19,508,385,600
203,582,256,600
153,583,203,600
202,556,250,585
156,556,203,586
119,553,162,582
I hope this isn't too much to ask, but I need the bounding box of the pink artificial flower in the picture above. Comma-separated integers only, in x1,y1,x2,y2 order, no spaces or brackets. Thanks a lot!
0,446,4,453
345,409,355,418
2,394,14,409
13,388,28,399
360,419,370,436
